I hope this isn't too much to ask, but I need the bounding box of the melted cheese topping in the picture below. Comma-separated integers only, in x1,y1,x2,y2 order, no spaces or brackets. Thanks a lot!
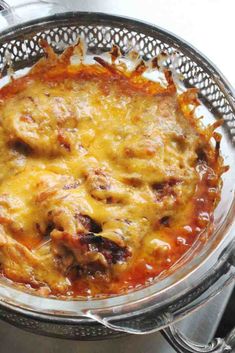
0,45,225,298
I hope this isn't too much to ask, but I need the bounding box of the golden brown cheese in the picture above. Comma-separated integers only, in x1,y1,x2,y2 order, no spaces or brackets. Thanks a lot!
0,43,226,297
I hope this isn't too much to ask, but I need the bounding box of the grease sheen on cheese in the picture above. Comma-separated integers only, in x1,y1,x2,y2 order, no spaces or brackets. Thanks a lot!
0,44,226,298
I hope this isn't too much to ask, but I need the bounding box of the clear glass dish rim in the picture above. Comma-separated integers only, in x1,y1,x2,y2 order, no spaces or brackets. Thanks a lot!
0,4,234,322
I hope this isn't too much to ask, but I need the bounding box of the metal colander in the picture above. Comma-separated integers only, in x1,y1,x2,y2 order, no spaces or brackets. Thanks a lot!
0,11,234,348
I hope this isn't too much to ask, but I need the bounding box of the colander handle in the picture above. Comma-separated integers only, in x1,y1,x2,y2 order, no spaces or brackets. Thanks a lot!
0,0,67,27
162,251,235,352
162,325,235,353
0,0,18,26
0,0,10,11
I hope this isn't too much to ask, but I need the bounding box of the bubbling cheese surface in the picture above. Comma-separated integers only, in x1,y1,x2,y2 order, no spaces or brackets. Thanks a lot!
0,43,226,297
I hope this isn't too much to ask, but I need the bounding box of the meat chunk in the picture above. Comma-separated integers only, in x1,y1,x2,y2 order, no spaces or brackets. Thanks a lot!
80,233,130,264
85,168,129,204
34,173,130,275
1,86,78,156
51,230,108,272
48,210,130,274
152,178,182,201
50,229,130,275
0,226,69,293
124,137,160,159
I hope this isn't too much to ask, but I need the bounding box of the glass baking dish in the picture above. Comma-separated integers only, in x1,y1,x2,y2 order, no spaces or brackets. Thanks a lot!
0,2,234,352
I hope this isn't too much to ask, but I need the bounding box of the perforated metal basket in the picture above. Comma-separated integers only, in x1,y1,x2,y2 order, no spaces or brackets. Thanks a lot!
0,4,234,352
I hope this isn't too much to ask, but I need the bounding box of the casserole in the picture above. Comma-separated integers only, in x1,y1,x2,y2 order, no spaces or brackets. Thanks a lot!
0,2,234,352
0,37,228,299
